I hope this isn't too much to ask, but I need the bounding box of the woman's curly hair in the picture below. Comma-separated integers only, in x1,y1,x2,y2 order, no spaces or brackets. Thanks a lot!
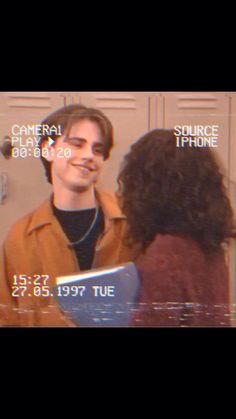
117,129,235,254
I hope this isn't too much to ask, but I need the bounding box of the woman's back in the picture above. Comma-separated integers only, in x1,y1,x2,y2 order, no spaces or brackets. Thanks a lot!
133,234,231,327
118,129,234,327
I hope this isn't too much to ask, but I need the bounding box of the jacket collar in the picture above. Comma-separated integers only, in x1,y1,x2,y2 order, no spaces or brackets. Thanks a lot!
26,189,125,235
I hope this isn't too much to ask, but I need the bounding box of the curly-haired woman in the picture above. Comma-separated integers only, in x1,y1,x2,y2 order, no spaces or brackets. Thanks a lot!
118,129,235,327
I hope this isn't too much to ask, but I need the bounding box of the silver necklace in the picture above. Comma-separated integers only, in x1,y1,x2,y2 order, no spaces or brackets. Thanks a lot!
68,205,99,247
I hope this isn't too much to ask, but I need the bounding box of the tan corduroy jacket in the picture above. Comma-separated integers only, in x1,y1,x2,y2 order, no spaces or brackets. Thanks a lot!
0,189,136,327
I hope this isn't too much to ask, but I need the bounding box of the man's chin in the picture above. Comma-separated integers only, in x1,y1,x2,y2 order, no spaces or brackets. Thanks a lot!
68,182,95,192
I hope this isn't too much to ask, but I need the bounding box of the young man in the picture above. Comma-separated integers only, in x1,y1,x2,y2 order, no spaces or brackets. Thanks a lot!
0,104,135,326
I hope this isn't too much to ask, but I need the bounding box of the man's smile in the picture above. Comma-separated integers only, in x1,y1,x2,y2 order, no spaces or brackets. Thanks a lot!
71,163,96,173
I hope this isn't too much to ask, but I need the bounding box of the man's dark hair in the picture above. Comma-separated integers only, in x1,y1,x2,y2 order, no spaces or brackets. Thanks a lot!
38,104,114,184
117,129,235,255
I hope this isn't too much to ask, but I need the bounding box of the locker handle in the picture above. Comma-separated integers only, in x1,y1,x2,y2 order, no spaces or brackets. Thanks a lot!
0,172,8,204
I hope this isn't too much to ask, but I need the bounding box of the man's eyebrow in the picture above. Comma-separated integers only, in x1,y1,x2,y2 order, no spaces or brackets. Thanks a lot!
66,136,104,145
66,136,86,141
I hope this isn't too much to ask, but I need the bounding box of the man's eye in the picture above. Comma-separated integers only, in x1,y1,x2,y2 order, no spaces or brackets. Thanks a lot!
66,138,83,147
94,146,104,155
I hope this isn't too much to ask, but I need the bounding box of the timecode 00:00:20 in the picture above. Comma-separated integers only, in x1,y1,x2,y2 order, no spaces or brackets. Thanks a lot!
11,285,86,298
11,147,71,159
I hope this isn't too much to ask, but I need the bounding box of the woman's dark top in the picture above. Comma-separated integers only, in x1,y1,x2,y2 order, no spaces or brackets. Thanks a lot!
132,234,231,327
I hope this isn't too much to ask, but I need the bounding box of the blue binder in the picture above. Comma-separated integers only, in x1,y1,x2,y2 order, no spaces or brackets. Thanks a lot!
53,262,140,327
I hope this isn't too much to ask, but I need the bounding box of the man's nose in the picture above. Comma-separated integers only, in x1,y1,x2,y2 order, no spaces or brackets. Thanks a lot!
80,144,94,160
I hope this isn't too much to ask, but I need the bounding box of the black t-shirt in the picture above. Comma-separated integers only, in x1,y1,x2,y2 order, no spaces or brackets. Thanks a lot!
53,204,105,271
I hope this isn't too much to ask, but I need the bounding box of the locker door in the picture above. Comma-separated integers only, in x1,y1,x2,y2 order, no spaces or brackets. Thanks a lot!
0,92,65,244
155,92,231,182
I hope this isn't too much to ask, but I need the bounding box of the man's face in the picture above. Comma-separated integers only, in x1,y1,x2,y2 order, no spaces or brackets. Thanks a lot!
46,119,105,192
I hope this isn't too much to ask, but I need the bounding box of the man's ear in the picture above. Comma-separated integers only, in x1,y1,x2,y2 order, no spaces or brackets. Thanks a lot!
41,139,54,162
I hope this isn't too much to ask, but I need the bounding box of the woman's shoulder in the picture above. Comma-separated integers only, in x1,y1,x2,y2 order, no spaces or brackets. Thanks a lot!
144,233,201,255
137,233,226,271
